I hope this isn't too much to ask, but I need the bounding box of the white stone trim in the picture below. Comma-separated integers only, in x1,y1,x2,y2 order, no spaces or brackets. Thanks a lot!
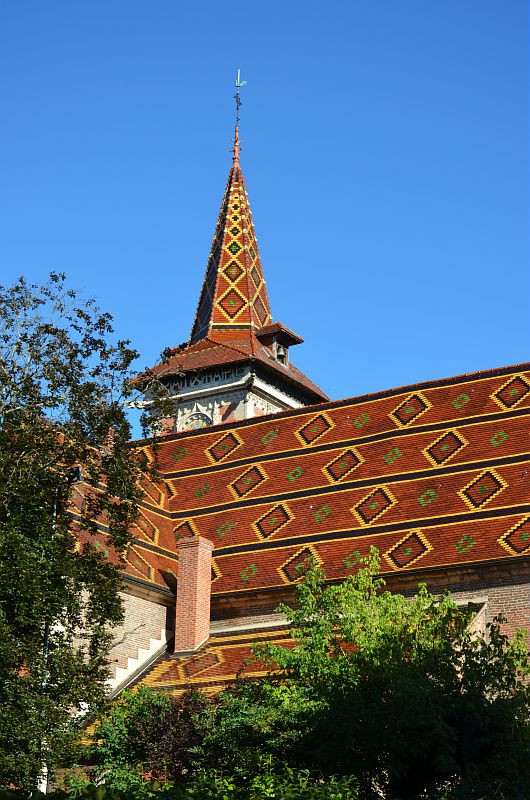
210,616,289,634
169,372,252,403
250,375,303,409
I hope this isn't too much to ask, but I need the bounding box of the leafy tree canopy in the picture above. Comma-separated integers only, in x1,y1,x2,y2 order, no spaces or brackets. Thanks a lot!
200,551,530,800
0,274,168,789
84,688,208,791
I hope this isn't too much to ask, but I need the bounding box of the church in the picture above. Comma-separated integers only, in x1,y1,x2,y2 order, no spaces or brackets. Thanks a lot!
86,109,530,698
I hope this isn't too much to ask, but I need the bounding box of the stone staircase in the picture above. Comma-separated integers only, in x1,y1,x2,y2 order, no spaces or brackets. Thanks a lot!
106,592,172,696
107,625,170,695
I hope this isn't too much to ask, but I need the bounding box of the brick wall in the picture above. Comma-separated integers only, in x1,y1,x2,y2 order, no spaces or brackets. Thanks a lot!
450,578,530,643
393,563,530,646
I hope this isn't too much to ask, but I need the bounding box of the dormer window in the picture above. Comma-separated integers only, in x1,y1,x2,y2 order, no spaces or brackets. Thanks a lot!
256,322,304,368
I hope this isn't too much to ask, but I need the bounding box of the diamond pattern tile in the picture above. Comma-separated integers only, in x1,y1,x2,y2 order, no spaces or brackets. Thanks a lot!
492,375,530,410
182,652,221,678
223,261,244,282
254,294,269,325
423,430,467,466
391,393,431,427
323,448,363,482
218,288,247,319
384,531,432,569
278,547,317,583
174,520,197,540
296,413,334,446
207,432,243,463
458,470,507,509
499,517,530,555
352,487,396,526
254,504,292,540
230,465,267,498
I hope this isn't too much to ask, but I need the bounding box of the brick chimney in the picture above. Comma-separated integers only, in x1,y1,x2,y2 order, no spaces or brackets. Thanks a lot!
174,536,214,654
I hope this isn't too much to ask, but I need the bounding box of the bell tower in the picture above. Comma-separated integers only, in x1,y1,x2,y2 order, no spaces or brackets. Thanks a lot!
139,75,327,431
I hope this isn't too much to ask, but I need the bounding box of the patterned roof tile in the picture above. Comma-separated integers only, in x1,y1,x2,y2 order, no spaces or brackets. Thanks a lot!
116,363,530,595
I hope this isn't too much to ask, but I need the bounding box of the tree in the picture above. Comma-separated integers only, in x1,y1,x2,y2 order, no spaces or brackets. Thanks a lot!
200,551,530,800
69,687,359,800
0,273,167,789
80,687,208,792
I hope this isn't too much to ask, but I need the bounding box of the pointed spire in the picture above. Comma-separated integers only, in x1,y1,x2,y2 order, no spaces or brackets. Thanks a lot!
190,160,272,344
190,73,272,345
140,73,329,407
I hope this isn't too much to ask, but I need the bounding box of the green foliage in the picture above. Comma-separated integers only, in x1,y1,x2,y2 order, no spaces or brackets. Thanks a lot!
71,687,357,798
61,550,529,800
183,762,359,799
0,274,169,789
78,687,208,791
0,764,359,799
200,550,530,799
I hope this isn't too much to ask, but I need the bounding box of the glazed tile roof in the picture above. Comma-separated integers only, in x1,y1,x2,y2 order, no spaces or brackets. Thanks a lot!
256,322,303,346
104,363,530,599
189,156,271,342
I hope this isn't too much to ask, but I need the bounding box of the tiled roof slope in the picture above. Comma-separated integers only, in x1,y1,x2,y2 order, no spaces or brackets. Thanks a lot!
74,466,178,597
137,625,291,697
145,335,329,403
117,364,530,597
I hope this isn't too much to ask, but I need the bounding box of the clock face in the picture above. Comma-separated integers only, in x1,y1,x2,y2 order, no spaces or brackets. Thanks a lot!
183,412,212,430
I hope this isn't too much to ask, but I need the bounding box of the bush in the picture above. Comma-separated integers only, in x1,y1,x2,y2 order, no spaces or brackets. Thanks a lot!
0,765,360,799
78,687,208,790
60,551,530,800
198,552,530,799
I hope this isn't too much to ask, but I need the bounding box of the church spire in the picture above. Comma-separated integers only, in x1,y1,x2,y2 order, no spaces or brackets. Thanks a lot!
138,74,329,426
190,72,272,344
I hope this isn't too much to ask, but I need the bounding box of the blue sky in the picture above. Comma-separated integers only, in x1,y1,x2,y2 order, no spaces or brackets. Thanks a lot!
0,1,527,413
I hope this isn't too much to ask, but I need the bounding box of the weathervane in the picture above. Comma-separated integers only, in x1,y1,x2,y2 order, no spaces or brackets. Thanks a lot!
232,69,247,162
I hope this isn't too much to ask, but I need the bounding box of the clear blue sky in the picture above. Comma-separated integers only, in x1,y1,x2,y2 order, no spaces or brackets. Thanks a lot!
1,1,528,412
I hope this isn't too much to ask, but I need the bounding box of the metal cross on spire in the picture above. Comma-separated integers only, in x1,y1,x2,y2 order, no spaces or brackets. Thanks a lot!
232,69,247,163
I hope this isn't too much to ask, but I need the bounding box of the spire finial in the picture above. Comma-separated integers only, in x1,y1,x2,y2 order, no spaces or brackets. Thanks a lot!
232,69,247,163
